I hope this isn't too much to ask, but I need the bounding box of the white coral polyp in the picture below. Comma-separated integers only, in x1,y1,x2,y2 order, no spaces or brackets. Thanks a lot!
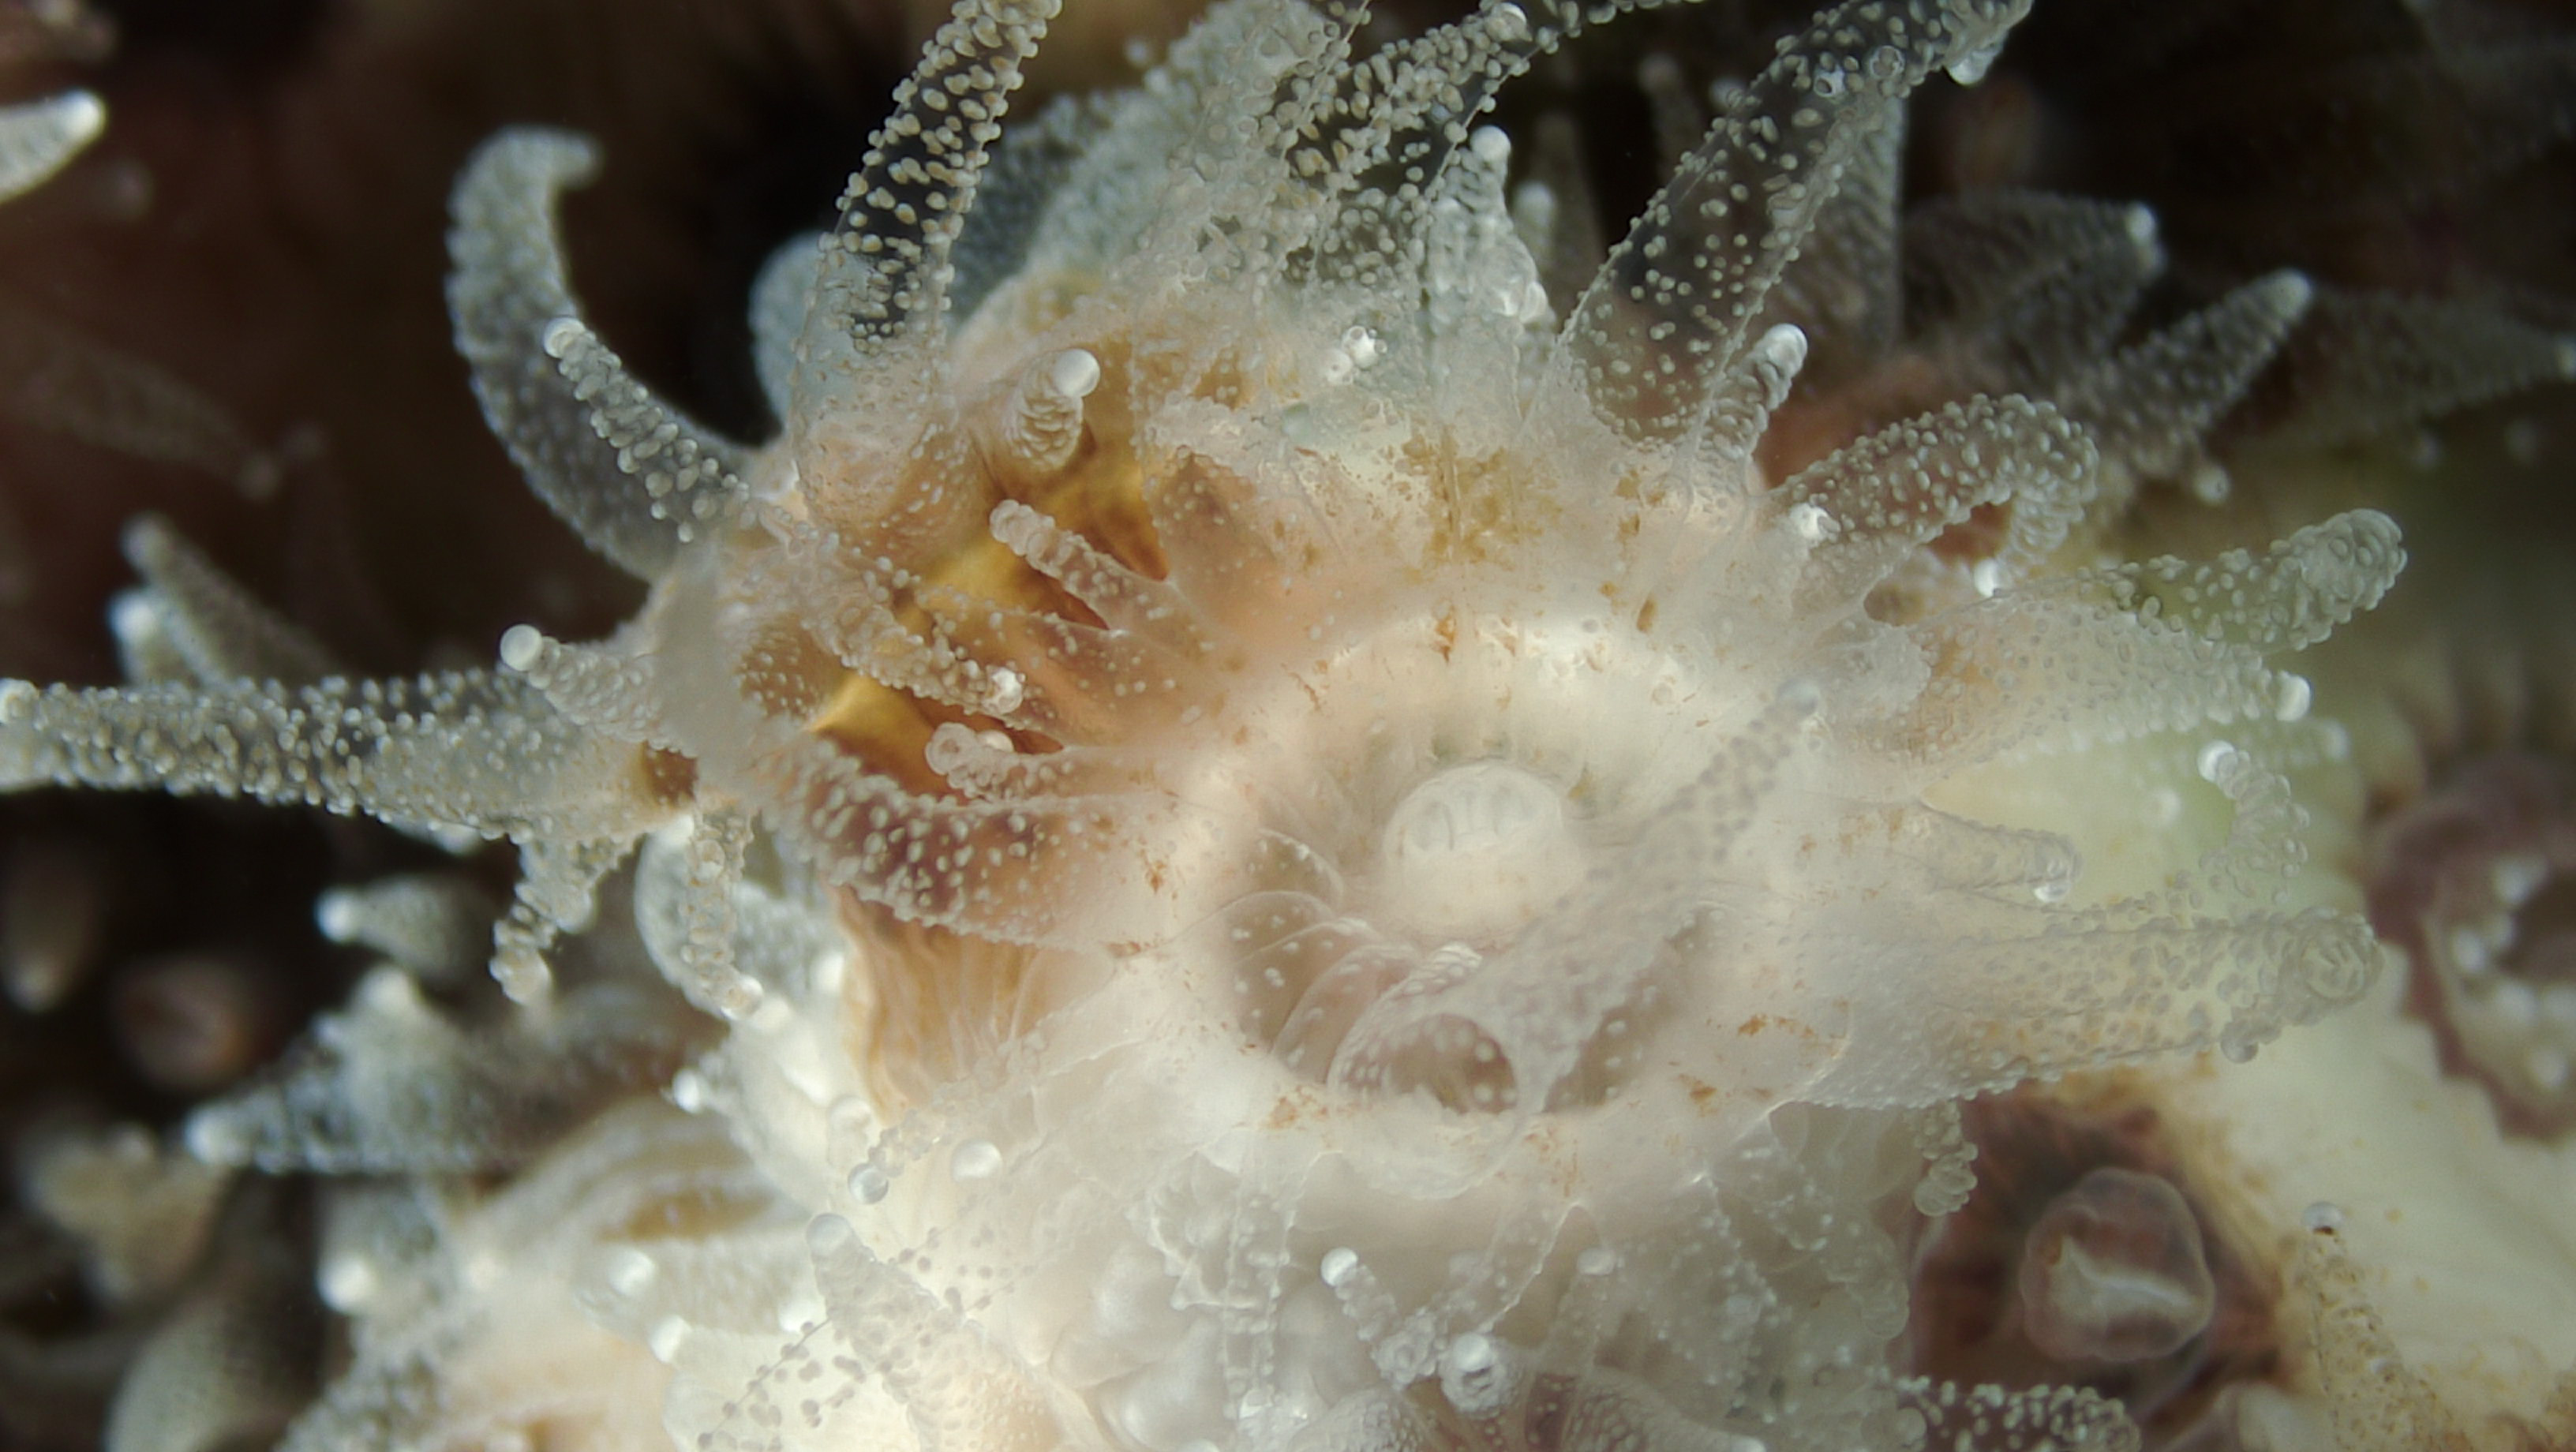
0,0,2447,1449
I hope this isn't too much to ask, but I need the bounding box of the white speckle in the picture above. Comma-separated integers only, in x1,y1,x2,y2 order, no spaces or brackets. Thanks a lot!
848,1162,892,1203
1575,1246,1617,1277
670,1069,709,1113
2272,673,2312,723
807,1214,859,1256
314,889,361,942
319,1254,377,1312
2492,855,2549,908
608,1248,658,1297
648,1315,691,1364
1320,1247,1360,1287
2196,740,2239,783
2491,978,2540,1029
986,667,1025,715
498,623,546,672
1047,347,1103,399
951,1139,1002,1181
2528,1046,2570,1093
1945,39,2001,86
540,316,586,358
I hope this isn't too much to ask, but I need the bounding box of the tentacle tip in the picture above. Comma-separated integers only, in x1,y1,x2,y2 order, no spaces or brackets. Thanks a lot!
1756,322,1810,376
1046,347,1103,399
497,623,547,673
2258,269,2316,317
540,315,588,360
53,88,105,145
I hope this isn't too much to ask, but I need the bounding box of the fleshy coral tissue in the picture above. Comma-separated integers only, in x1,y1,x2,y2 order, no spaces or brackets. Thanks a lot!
6,0,2576,1450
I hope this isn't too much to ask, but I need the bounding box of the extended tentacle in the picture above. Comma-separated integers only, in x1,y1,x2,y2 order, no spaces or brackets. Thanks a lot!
2047,511,2405,661
923,723,1161,801
987,500,1214,657
1759,97,1905,387
632,810,767,1021
762,732,1213,949
748,231,822,426
116,517,340,687
1864,511,2401,779
1903,191,2164,387
1780,394,2098,612
447,129,753,578
1549,0,2030,447
2054,270,2312,501
788,0,1058,467
2263,289,2576,448
1811,907,2382,1106
803,1216,1061,1452
541,317,751,544
0,671,674,845
0,295,279,496
182,966,705,1173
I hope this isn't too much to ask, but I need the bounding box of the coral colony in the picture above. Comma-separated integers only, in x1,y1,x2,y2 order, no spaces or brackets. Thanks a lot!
6,1,2576,1451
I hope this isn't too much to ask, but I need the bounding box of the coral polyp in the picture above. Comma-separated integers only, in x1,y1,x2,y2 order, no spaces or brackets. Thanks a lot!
6,0,2576,1450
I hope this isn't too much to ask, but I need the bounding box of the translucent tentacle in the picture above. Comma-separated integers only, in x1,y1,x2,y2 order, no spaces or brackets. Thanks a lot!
447,129,752,578
1517,114,1608,316
489,835,635,1002
1896,1381,2140,1452
789,0,1057,458
766,732,1204,948
1902,191,2163,384
911,582,1199,744
314,874,499,986
923,723,1160,802
118,516,340,687
1551,0,2029,445
747,231,822,426
972,347,1100,488
1870,603,2278,777
1811,907,2382,1106
1783,395,2097,609
2264,289,2576,447
1872,805,2080,904
987,500,1213,656
788,550,1125,737
2066,510,2406,658
0,296,278,497
1637,54,1705,174
541,316,751,544
1759,98,1904,386
0,671,671,845
805,1215,1060,1452
2055,270,2312,495
498,623,666,746
1688,323,1810,479
182,967,704,1173
633,811,767,1021
1870,511,2398,776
